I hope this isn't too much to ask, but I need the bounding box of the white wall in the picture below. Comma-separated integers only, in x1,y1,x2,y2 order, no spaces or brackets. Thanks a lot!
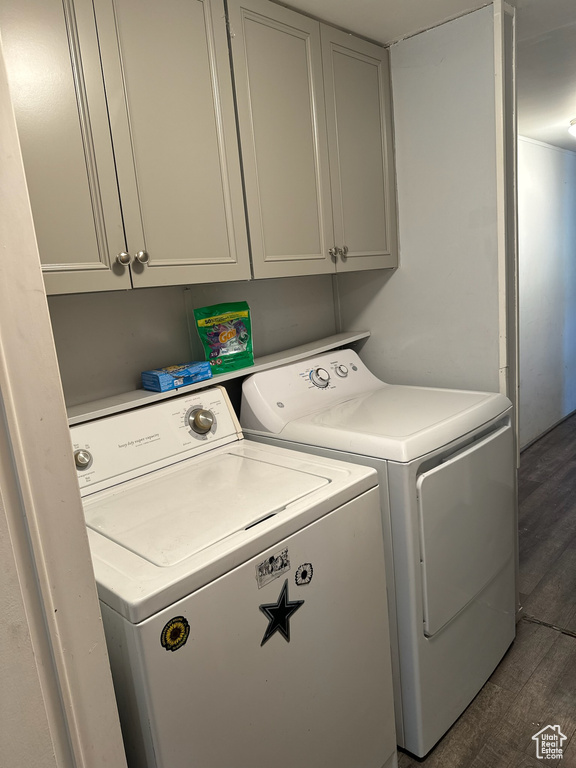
48,275,337,407
518,137,576,448
337,6,502,393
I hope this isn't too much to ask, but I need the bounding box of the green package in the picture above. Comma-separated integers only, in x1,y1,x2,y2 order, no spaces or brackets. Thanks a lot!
193,301,254,374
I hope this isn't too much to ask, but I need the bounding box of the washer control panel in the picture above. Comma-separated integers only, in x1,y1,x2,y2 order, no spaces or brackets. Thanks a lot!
70,386,241,496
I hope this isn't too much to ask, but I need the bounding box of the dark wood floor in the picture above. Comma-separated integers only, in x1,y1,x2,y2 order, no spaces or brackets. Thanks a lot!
398,415,576,768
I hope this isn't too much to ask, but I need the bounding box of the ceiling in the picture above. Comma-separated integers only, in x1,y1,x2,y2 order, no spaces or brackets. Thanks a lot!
278,0,576,153
515,0,576,151
276,0,485,45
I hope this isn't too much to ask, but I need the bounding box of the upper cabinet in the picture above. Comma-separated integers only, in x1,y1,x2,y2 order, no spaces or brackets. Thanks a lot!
1,0,130,293
92,0,251,288
321,25,398,273
3,0,397,294
228,0,398,278
3,0,250,294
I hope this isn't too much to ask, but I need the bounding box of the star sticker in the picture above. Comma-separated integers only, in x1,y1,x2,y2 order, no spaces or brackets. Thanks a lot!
259,579,305,646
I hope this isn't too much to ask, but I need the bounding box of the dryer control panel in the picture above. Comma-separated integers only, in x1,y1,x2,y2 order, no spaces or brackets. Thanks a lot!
241,350,384,434
70,386,242,496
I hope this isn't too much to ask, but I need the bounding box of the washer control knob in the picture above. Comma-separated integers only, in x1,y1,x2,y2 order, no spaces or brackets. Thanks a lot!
74,449,92,470
335,365,349,378
310,367,330,388
188,408,215,434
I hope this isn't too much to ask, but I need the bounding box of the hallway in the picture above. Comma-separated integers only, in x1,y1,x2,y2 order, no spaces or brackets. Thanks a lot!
399,414,576,767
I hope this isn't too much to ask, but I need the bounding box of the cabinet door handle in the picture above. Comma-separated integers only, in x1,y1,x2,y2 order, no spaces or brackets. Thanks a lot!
116,252,131,266
338,245,349,259
135,250,149,264
328,247,338,261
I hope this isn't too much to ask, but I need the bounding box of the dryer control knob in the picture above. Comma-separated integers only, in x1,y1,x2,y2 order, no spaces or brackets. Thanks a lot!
188,408,215,434
310,367,330,388
335,365,349,378
74,449,93,470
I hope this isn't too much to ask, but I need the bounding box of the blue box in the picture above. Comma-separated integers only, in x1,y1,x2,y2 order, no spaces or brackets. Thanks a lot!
141,361,212,392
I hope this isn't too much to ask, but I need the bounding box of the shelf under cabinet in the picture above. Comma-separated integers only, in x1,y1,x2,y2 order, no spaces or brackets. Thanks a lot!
66,330,370,425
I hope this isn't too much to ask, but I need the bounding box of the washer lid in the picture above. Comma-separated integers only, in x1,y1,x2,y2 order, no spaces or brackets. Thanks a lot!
278,385,511,462
85,451,328,568
83,440,376,623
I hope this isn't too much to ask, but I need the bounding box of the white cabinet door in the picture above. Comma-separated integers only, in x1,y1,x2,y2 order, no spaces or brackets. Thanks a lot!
1,0,131,294
228,0,398,279
228,0,334,279
94,0,251,287
321,26,398,272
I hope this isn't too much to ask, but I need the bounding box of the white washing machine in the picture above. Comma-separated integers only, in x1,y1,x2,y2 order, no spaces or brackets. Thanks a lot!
241,350,517,757
70,385,397,768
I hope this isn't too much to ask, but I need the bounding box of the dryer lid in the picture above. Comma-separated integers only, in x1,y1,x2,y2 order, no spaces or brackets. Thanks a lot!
280,385,511,462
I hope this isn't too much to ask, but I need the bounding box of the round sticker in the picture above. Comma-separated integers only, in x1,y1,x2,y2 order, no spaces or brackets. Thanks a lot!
161,616,190,652
295,563,314,586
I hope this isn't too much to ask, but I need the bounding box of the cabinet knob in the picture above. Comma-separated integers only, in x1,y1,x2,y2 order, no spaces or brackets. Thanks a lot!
116,252,131,266
135,250,149,264
328,247,338,261
338,245,349,259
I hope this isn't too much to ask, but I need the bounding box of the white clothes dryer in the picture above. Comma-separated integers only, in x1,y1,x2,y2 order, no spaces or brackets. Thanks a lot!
241,350,517,757
70,385,397,768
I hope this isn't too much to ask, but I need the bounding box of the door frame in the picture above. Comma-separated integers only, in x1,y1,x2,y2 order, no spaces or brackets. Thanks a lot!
0,40,127,768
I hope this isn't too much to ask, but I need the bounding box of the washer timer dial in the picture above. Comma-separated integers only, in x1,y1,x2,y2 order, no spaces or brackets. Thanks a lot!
187,408,215,435
309,367,331,388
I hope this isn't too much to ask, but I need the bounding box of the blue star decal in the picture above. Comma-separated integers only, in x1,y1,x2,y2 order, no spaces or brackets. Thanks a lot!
259,579,304,646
